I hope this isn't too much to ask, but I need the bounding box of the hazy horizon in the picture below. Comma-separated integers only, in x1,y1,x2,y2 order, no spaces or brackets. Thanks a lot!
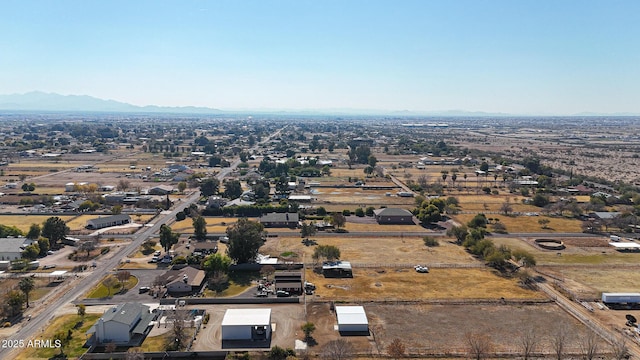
1,1,639,115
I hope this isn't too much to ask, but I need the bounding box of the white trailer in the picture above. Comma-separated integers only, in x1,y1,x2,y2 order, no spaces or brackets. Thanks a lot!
602,293,640,304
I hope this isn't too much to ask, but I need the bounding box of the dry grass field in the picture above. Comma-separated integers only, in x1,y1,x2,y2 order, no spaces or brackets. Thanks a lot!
550,267,640,294
314,187,415,205
305,267,543,301
262,236,478,265
342,220,425,233
452,213,583,233
0,215,74,232
171,217,256,233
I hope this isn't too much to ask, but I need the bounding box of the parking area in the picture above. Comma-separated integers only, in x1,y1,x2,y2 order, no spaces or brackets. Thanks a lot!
190,303,306,351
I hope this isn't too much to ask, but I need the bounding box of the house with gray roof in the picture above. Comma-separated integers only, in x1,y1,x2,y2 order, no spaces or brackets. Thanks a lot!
373,208,415,225
86,302,156,346
86,214,132,230
259,212,299,228
0,237,33,261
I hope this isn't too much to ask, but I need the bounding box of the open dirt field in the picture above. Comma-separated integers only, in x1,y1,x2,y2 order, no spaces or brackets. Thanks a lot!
311,302,606,355
491,237,640,265
305,267,543,301
261,236,477,265
314,187,415,206
453,213,583,233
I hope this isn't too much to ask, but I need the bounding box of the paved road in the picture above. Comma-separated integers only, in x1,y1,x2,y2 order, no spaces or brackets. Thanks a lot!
0,125,287,357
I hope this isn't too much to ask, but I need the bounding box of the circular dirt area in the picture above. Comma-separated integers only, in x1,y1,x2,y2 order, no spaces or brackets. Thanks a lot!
535,238,565,250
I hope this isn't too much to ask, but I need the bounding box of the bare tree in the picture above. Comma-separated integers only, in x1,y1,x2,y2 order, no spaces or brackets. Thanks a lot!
321,339,354,360
117,179,131,191
104,342,117,353
387,338,406,359
580,332,599,360
465,332,493,360
168,310,188,351
124,348,145,360
519,327,539,360
610,336,630,360
550,323,571,360
116,270,131,287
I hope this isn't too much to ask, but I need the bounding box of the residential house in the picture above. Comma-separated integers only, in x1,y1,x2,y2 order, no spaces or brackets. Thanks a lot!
86,214,132,230
259,212,299,228
85,302,156,346
162,266,206,295
373,208,415,225
274,271,302,295
0,237,34,261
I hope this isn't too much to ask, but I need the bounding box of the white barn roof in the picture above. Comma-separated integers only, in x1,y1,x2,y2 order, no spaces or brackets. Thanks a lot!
222,308,271,326
609,242,640,249
336,306,368,325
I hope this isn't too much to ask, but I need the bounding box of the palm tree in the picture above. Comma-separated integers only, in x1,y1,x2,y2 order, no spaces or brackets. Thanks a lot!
19,277,35,308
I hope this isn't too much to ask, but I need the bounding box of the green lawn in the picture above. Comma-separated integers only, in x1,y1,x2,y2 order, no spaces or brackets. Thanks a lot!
203,271,259,297
16,314,100,360
86,275,139,298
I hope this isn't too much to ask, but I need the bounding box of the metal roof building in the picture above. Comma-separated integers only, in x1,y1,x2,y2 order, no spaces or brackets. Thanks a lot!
335,306,369,333
221,308,272,341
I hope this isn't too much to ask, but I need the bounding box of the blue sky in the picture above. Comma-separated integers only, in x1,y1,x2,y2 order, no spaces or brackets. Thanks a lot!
0,0,638,114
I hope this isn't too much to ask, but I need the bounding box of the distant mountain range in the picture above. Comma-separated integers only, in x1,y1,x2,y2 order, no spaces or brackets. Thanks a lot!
0,91,637,116
0,91,223,114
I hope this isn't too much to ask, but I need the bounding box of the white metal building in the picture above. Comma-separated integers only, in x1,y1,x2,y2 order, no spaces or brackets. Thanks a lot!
221,308,272,341
336,306,369,333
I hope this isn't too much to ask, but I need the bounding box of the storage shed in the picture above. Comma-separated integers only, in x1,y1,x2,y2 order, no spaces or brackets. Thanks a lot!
335,306,368,333
221,309,271,341
602,293,640,304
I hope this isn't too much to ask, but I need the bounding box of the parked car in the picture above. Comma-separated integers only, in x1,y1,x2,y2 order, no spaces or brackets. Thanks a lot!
47,250,55,255
255,291,268,297
415,265,429,273
154,250,161,256
139,286,150,294
304,281,316,290
276,290,290,297
305,288,314,295
43,264,56,270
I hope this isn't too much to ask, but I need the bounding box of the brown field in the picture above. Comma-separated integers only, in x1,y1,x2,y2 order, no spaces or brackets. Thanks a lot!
550,267,640,294
0,215,74,232
306,267,543,301
452,213,583,233
171,217,256,233
330,303,603,355
314,187,415,205
261,236,478,265
342,220,425,233
491,237,640,265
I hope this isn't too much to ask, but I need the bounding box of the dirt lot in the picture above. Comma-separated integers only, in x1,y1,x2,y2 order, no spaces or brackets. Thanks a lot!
305,267,542,301
191,303,306,351
349,302,607,355
261,235,477,265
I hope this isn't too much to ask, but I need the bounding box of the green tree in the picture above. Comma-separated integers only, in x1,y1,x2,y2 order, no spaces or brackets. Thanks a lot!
417,204,441,225
42,216,70,246
268,345,296,360
111,205,122,214
192,215,207,240
226,218,264,264
37,238,50,257
224,179,243,199
447,225,469,244
22,243,40,260
367,155,378,168
178,181,187,193
317,207,327,216
365,206,375,217
467,214,488,229
6,290,25,316
354,207,365,217
312,244,341,262
330,213,346,229
300,222,317,239
302,322,316,340
18,277,35,308
202,253,232,276
532,193,550,207
26,223,41,239
200,178,220,197
159,224,179,252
